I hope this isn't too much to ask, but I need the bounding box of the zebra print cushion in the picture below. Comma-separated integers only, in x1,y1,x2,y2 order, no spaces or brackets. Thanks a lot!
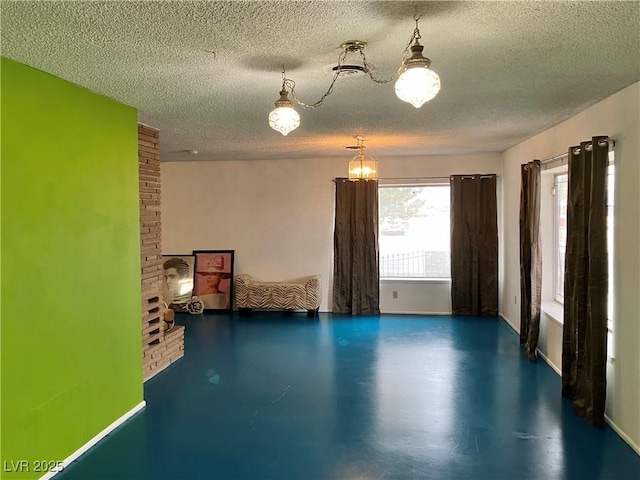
235,274,321,310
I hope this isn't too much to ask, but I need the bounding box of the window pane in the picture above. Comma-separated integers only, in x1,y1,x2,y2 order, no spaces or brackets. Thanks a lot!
379,185,450,278
607,163,614,322
555,174,568,302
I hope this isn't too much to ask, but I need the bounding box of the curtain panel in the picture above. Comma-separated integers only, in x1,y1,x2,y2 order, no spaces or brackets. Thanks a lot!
562,136,609,427
332,178,380,315
450,175,498,316
519,160,542,362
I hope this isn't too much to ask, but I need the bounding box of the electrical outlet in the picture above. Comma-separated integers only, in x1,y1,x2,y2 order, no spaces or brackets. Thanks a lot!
514,295,517,304
392,291,398,299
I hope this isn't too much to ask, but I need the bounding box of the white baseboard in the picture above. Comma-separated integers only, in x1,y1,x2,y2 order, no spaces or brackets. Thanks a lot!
380,310,452,315
499,312,519,333
605,414,640,456
41,401,146,480
536,348,640,457
537,348,562,376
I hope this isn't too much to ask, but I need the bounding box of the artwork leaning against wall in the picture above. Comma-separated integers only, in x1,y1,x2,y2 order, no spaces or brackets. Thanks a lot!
162,255,195,312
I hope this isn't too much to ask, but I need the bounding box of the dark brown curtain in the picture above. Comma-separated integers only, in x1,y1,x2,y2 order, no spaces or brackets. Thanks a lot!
519,160,542,362
332,178,380,315
562,136,609,427
450,175,498,316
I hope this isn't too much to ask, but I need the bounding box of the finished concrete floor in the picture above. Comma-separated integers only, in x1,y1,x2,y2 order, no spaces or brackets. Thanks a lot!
59,313,640,479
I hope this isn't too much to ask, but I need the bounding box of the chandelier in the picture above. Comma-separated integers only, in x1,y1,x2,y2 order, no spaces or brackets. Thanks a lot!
347,136,378,180
268,15,441,136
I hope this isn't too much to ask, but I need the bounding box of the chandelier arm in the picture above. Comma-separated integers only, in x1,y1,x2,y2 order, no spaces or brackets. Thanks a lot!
285,50,348,109
358,28,419,84
271,15,435,128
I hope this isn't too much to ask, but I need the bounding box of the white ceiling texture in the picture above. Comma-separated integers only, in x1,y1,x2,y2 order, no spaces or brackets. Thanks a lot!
1,1,639,162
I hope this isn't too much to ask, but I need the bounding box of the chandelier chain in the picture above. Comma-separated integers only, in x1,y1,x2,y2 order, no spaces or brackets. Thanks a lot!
359,25,421,84
272,14,434,125
283,17,422,105
285,50,348,109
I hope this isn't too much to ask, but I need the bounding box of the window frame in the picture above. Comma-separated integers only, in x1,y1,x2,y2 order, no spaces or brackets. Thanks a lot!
553,172,568,304
378,182,451,281
543,150,615,333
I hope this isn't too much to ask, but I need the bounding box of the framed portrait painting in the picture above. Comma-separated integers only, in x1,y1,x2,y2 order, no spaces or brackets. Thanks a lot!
161,255,195,313
192,250,234,312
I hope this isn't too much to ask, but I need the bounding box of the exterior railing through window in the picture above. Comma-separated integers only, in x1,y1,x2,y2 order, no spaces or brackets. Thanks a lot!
380,249,450,278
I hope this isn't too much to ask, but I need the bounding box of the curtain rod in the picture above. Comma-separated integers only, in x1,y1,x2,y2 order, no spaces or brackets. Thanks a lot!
541,153,568,165
380,176,449,180
451,174,497,179
335,175,499,182
379,174,499,181
541,138,615,165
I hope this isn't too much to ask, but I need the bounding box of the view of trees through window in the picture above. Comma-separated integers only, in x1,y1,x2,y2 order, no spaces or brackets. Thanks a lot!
379,185,450,279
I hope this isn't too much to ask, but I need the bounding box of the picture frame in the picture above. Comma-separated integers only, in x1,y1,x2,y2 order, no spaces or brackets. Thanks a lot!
161,255,195,313
192,250,234,312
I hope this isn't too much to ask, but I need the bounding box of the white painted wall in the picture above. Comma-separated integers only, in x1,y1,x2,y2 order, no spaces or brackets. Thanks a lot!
380,279,452,315
379,154,502,314
162,81,639,451
162,153,501,314
162,157,339,310
500,82,640,452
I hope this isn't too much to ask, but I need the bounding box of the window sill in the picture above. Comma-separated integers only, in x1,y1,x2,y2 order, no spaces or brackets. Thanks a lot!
542,301,564,326
380,278,451,284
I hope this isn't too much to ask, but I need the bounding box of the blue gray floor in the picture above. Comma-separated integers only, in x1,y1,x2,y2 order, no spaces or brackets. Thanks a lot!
59,313,639,479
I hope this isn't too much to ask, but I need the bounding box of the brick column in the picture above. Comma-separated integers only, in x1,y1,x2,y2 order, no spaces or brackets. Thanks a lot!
138,123,184,381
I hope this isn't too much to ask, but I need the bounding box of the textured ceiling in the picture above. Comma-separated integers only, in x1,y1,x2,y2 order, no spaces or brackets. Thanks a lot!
2,1,639,162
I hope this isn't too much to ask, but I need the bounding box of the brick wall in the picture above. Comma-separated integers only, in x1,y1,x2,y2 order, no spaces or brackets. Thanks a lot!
138,123,184,381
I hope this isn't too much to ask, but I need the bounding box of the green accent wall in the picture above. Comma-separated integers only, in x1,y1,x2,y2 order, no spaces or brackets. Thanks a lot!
1,57,143,478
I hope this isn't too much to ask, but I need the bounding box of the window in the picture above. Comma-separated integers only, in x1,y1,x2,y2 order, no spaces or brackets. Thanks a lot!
378,184,450,279
542,150,614,363
553,152,614,319
554,173,568,303
606,163,614,322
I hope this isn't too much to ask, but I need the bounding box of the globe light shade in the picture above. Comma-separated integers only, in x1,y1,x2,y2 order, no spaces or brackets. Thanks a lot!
268,106,300,136
268,88,300,136
394,43,441,108
395,66,441,108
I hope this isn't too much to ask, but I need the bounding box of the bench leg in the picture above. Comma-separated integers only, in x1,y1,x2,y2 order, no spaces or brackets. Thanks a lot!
307,308,319,318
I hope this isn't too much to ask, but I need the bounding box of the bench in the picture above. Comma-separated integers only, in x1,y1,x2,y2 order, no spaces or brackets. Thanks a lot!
235,274,321,315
